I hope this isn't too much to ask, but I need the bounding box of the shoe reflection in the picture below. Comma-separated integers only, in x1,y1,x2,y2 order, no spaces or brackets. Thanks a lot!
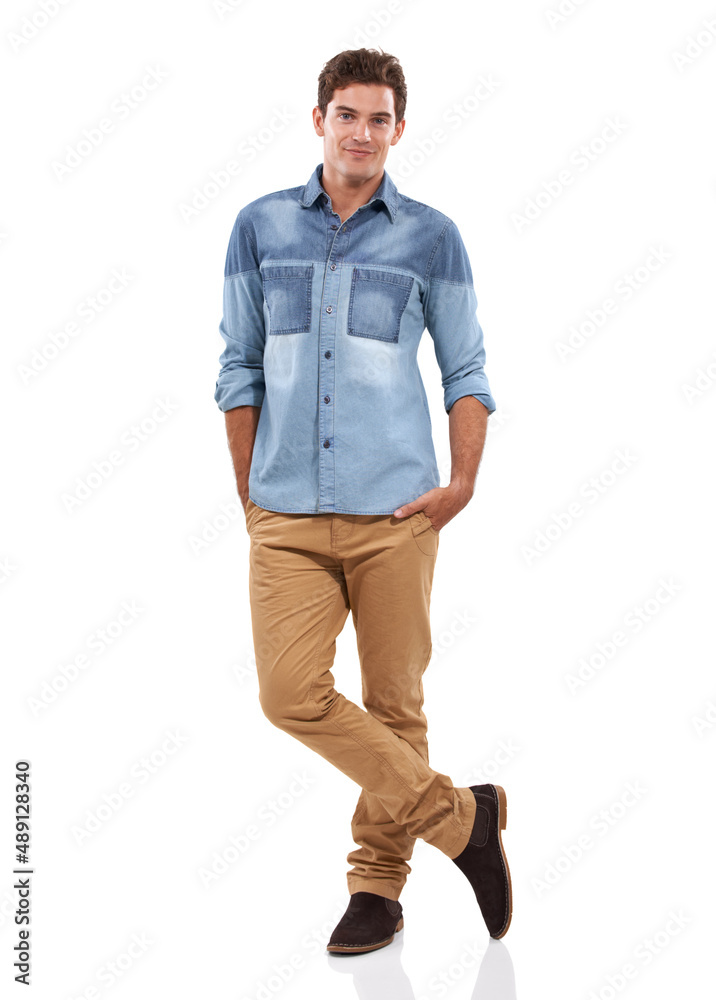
326,934,516,1000
473,941,517,999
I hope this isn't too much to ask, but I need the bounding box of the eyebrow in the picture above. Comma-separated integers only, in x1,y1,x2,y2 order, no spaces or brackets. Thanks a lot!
333,104,394,120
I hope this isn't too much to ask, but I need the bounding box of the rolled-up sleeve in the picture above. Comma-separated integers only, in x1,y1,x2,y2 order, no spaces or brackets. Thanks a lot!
423,218,496,415
214,210,266,411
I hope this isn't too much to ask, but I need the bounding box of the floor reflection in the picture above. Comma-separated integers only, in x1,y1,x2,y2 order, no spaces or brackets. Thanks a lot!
326,933,516,999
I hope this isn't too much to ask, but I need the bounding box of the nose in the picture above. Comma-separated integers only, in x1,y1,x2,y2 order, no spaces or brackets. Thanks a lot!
353,122,371,141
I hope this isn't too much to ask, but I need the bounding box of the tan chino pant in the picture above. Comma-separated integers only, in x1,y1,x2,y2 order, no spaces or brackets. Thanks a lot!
244,498,477,901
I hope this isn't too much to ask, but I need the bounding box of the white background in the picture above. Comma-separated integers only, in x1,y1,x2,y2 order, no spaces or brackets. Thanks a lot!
2,0,715,997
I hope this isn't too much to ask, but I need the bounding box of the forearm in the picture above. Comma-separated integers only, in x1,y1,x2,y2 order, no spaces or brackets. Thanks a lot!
224,404,261,506
448,395,489,498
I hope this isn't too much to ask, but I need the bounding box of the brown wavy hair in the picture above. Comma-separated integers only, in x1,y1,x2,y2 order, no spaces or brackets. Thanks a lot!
317,48,407,125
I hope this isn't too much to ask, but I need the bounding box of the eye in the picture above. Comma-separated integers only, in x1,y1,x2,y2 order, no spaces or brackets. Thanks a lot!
337,113,388,125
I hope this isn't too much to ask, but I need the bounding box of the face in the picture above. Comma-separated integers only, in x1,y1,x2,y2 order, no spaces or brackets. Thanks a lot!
313,83,405,183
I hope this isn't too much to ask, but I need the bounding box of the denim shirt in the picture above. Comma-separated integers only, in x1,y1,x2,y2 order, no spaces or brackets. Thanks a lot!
214,162,496,514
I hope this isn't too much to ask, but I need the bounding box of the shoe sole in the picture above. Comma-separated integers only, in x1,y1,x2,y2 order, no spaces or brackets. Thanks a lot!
326,917,404,954
491,784,513,939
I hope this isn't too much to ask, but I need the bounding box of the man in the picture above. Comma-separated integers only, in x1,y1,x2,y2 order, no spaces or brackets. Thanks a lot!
214,48,512,953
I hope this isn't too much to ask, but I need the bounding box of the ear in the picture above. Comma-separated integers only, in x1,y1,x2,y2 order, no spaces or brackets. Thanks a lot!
391,118,406,145
312,106,325,137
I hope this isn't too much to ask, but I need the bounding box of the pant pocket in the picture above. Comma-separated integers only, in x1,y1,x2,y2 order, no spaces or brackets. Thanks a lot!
410,510,439,556
418,510,439,534
245,498,267,532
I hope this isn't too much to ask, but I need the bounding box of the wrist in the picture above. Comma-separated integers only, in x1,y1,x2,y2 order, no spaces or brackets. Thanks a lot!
448,478,473,500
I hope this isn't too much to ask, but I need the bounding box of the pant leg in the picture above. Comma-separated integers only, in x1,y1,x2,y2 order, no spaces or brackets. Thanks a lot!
342,507,438,900
246,505,476,863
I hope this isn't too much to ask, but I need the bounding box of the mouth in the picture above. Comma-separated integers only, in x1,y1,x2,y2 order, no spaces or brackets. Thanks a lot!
345,149,373,157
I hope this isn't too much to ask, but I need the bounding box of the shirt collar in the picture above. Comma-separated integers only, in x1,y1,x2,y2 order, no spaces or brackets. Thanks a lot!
299,161,399,223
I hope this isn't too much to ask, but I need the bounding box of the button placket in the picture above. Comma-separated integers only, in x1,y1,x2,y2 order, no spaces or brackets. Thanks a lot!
318,212,348,512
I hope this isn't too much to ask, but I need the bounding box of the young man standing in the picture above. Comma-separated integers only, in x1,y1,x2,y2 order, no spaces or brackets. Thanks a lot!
215,48,511,953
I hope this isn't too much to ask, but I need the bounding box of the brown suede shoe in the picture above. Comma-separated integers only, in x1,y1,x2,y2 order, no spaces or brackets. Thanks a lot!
451,784,512,938
326,891,404,954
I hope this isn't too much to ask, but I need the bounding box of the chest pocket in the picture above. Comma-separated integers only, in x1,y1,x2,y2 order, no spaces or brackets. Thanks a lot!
348,268,414,343
262,264,314,335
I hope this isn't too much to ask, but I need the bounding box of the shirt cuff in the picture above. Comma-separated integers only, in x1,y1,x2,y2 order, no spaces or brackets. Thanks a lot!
445,387,496,416
214,379,265,411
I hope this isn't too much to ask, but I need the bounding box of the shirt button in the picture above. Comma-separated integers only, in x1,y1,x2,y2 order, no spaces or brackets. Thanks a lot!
324,395,330,403
326,305,333,313
323,439,330,448
325,351,331,358
330,263,336,270
331,224,338,230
